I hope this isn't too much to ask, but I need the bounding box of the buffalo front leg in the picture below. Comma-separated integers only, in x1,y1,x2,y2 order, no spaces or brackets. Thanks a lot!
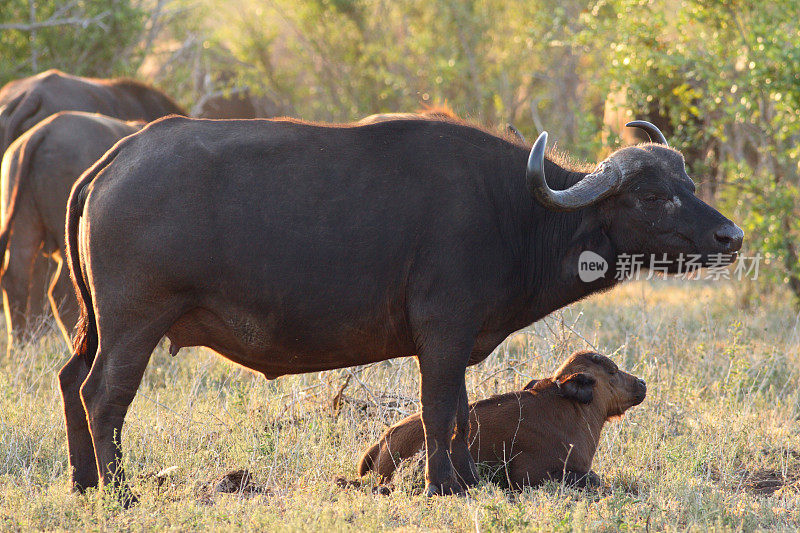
58,351,98,491
451,379,478,488
417,336,476,496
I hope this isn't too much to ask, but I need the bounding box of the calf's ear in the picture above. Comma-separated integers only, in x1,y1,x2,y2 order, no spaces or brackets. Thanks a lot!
523,379,539,390
557,373,596,404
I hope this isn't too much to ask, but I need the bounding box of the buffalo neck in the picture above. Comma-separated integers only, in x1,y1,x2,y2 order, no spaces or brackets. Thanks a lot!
498,155,620,332
567,400,607,467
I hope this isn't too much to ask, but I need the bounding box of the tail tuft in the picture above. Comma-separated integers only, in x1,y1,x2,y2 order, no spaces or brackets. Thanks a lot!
72,313,98,367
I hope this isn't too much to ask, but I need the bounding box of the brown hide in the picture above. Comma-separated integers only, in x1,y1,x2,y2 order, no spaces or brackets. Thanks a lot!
357,106,459,125
358,350,646,489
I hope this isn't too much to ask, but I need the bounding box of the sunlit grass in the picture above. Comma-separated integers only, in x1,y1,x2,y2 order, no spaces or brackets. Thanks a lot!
0,280,799,530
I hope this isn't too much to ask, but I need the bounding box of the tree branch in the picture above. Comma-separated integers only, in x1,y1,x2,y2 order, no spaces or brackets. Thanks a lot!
0,11,111,31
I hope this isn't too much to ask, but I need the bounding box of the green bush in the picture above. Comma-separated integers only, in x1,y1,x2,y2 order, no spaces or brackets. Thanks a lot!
576,0,800,303
1,0,148,87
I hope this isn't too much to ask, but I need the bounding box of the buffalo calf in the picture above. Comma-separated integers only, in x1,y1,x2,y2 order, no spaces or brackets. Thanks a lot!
358,350,646,489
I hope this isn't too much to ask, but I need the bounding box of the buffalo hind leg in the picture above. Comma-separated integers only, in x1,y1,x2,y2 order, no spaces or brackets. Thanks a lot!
417,335,475,496
48,256,78,346
28,253,52,324
1,220,44,354
450,379,478,488
80,319,166,506
58,352,97,491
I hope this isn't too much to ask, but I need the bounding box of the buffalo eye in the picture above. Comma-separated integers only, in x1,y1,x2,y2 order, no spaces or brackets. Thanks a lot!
643,194,661,203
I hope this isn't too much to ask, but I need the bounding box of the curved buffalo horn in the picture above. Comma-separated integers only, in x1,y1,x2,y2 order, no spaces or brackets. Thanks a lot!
527,131,623,211
625,120,668,146
507,123,527,143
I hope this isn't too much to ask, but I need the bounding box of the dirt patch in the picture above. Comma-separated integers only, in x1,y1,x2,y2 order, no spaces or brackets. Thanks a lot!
760,448,800,461
743,468,800,496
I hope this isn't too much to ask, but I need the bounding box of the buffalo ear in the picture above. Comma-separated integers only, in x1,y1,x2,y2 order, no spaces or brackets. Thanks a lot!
523,379,539,390
557,373,596,404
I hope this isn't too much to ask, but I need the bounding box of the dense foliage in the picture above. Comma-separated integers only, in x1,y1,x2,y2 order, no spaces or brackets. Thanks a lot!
0,0,148,84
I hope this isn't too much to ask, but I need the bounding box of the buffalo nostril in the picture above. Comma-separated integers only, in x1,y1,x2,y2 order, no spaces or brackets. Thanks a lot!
714,224,744,252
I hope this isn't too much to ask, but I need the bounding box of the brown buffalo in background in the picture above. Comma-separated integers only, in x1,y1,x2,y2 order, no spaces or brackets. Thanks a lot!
192,86,281,119
194,88,257,119
0,69,185,155
0,112,143,351
0,70,184,353
358,350,646,489
359,107,527,144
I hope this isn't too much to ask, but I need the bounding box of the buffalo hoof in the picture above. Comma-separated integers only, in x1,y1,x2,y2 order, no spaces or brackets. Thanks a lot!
425,479,464,497
559,470,604,490
457,472,479,489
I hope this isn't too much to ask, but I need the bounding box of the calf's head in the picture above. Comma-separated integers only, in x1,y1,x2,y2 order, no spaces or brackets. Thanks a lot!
552,350,646,418
527,121,743,272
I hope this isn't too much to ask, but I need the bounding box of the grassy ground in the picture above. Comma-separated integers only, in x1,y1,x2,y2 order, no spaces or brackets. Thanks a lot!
1,280,799,531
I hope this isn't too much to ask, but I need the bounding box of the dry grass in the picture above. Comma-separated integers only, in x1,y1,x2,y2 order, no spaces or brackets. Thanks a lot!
1,280,799,531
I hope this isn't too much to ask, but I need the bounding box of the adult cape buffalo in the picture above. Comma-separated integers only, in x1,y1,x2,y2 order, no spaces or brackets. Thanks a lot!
0,112,143,348
0,69,185,156
60,116,742,504
0,105,443,350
